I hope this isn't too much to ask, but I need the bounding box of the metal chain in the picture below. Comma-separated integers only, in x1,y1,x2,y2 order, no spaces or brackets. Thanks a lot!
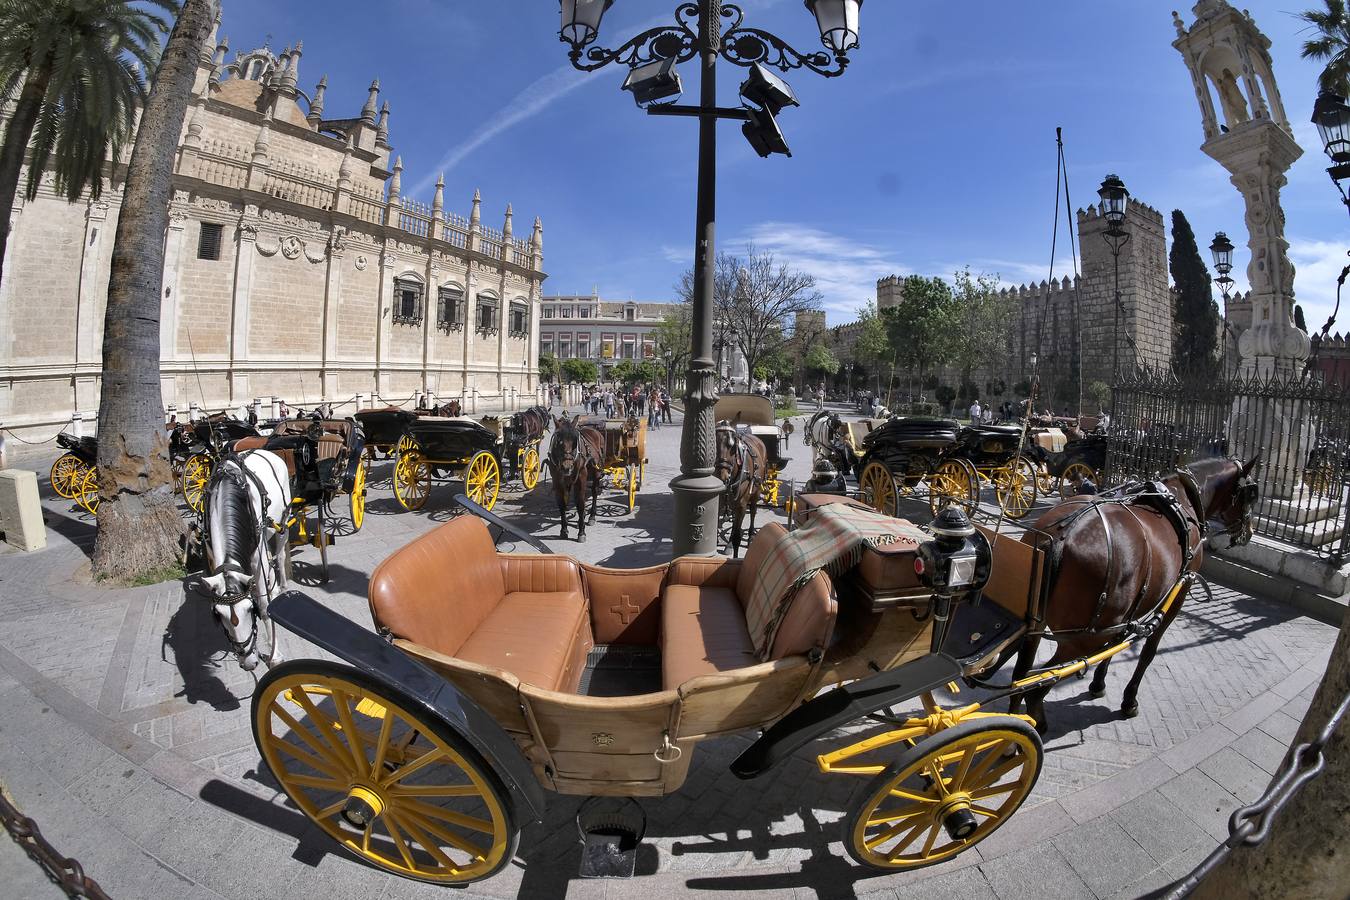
2,417,76,445
1164,685,1350,898
0,787,113,899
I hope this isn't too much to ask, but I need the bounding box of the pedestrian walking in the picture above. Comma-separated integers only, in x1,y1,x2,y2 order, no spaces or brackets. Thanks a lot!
968,398,982,424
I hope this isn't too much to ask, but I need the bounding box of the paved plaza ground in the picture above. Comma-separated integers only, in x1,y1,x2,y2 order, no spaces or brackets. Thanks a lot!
0,404,1340,899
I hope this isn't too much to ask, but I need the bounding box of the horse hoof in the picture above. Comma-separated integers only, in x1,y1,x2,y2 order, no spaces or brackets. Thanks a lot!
1088,685,1107,699
1121,704,1139,719
578,533,587,544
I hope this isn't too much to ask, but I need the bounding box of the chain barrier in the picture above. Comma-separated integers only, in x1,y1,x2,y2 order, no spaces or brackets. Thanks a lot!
1163,685,1350,898
1,417,76,446
0,787,112,899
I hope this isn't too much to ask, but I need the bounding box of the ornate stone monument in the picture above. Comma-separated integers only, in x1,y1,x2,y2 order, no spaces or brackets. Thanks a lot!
1173,2,1322,511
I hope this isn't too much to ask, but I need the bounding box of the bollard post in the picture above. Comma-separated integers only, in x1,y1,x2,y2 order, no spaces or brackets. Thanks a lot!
189,402,201,422
271,397,280,420
72,412,84,438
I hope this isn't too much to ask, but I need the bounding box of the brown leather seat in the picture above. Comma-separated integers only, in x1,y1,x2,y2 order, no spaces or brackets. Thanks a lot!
660,523,836,690
369,516,592,692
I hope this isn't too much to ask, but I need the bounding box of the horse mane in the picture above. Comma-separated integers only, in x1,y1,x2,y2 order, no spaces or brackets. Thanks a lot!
209,460,258,573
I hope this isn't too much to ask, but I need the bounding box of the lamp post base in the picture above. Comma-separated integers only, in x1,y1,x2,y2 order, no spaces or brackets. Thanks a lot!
671,472,724,556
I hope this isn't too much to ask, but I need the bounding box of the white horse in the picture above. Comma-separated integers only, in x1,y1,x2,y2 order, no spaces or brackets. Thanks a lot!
199,449,292,671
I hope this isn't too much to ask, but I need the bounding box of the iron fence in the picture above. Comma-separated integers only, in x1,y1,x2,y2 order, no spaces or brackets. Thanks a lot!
1108,366,1350,559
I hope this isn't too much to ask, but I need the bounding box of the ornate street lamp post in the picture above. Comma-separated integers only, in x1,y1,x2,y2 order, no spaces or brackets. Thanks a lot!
1312,89,1350,215
1097,174,1131,383
557,0,864,554
1209,231,1236,373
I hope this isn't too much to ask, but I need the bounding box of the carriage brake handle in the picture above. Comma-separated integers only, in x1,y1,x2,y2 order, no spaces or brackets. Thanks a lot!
453,493,553,554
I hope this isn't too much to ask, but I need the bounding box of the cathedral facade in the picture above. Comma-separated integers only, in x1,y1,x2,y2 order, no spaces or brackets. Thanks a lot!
0,27,545,445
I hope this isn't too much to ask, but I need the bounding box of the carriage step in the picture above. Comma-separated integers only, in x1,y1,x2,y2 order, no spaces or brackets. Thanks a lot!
577,797,647,879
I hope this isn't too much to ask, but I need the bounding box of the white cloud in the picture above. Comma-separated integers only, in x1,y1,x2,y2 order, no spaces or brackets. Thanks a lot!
1289,238,1349,334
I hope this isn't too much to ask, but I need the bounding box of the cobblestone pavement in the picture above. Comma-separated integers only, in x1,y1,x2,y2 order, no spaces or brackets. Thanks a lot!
0,404,1339,899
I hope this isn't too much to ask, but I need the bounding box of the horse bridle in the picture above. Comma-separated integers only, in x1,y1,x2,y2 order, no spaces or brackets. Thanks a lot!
1181,457,1258,549
715,425,756,495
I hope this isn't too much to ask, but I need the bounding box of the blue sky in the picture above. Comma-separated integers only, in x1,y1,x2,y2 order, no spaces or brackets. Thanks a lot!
217,1,1348,328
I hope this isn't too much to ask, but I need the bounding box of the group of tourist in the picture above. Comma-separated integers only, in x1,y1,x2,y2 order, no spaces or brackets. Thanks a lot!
563,385,674,430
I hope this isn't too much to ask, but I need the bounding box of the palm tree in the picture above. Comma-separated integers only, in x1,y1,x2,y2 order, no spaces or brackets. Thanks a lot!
91,0,212,582
0,0,174,291
1298,0,1350,94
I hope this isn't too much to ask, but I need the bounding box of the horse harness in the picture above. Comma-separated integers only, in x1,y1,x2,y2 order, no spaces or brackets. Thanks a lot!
717,425,762,498
206,449,289,593
1036,468,1206,639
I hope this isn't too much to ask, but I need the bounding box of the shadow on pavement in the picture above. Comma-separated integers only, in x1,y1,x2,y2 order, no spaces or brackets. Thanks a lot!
163,587,247,713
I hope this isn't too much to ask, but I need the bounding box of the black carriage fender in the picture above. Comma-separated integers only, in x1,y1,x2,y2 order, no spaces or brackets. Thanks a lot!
267,590,546,823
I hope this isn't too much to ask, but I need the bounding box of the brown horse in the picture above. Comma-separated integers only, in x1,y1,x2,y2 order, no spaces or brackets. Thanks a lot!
715,423,768,558
1008,455,1261,734
546,415,602,542
433,399,463,417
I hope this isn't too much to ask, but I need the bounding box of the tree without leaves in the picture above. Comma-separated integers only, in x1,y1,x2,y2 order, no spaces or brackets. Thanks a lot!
677,246,824,382
1299,0,1350,94
0,0,175,292
91,0,212,582
1169,210,1221,375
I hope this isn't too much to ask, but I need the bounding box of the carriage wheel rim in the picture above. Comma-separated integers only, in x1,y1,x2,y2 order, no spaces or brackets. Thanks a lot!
850,727,1039,869
394,454,430,511
50,454,84,499
254,670,511,882
183,454,212,513
1058,463,1095,500
465,452,500,511
77,468,99,515
929,461,969,516
860,462,896,516
350,461,367,530
521,448,540,491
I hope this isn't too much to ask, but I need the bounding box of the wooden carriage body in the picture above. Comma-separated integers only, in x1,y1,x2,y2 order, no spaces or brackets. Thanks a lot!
948,424,1025,470
365,513,990,797
354,407,419,455
714,394,789,469
405,416,501,470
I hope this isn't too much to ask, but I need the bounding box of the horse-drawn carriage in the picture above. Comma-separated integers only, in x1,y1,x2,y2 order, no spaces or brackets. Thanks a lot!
715,394,795,514
49,432,100,514
1025,428,1108,500
854,417,973,518
246,452,1259,885
177,417,264,513
354,407,421,460
577,414,647,512
393,416,504,512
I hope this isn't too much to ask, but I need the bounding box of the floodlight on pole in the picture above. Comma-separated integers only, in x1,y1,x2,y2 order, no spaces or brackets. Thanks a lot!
623,57,683,106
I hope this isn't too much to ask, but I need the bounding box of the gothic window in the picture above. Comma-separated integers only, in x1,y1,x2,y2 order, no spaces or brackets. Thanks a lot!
476,293,499,335
437,286,464,332
198,222,223,260
393,276,424,326
509,300,529,338
248,59,264,80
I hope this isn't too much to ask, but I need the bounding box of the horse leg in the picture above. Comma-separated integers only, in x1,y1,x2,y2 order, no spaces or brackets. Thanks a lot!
557,484,569,541
576,479,588,543
730,502,744,559
1007,632,1040,718
588,465,598,524
1121,588,1188,719
1089,658,1111,699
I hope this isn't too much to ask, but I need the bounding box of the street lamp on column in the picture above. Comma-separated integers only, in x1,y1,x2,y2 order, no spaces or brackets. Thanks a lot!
1209,231,1236,372
557,0,865,556
1312,89,1350,214
1097,174,1131,383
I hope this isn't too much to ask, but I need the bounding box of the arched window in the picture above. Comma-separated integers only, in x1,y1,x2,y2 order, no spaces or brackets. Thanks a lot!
393,275,424,326
476,293,500,335
247,59,264,81
509,299,530,338
437,284,464,332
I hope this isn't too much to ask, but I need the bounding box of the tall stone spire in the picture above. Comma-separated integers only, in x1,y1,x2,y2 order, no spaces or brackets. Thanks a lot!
360,79,380,125
531,216,543,253
388,155,403,205
211,36,229,88
375,101,391,147
502,203,513,244
281,40,301,93
469,188,481,229
432,174,445,217
307,74,327,126
252,106,272,164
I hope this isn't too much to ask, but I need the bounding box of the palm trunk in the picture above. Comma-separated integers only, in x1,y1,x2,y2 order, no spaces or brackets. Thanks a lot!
1190,609,1350,899
91,0,214,581
0,58,54,292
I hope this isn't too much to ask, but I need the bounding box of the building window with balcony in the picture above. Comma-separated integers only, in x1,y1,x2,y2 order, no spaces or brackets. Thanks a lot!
436,285,464,333
576,334,591,359
393,276,424,326
559,333,573,359
509,300,529,338
476,293,499,335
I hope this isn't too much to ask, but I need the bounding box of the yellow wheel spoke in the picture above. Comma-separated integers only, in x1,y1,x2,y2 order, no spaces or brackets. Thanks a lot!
287,773,347,791
927,761,950,798
399,798,493,834
291,690,356,768
330,688,371,775
866,806,929,828
919,822,942,857
382,812,418,870
378,748,446,787
970,782,1020,801
361,820,374,855
388,810,460,871
387,783,481,798
970,805,1002,821
315,798,348,821
271,737,344,779
887,787,937,804
400,807,489,860
883,820,930,861
968,750,1024,792
369,708,396,776
950,744,977,791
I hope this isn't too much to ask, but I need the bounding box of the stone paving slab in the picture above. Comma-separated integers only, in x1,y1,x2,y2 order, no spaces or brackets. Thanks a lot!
0,405,1342,899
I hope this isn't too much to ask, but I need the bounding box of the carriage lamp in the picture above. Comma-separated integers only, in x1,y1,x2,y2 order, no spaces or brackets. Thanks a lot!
1097,173,1130,233
560,0,614,49
1209,231,1235,297
804,0,864,54
917,506,992,654
1312,90,1350,209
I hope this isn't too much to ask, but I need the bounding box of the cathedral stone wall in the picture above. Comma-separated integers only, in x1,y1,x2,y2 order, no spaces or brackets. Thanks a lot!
0,35,547,447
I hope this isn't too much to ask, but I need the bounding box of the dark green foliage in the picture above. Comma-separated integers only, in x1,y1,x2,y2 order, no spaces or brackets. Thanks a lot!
539,352,559,382
1299,0,1350,94
1170,210,1221,374
935,384,956,409
1295,304,1309,332
561,358,598,384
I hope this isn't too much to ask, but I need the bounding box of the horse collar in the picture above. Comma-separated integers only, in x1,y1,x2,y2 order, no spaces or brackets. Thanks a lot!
1174,467,1207,539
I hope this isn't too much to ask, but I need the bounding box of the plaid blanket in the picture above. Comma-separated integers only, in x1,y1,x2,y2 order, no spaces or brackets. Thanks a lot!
744,504,931,660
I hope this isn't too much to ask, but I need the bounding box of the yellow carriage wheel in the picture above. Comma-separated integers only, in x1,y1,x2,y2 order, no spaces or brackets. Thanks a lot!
396,434,418,457
626,462,638,512
49,453,85,499
521,448,541,491
995,458,1038,519
394,451,431,511
928,460,975,517
350,459,368,532
464,451,500,511
859,460,898,517
1036,464,1057,496
252,661,519,885
844,717,1042,871
1058,462,1096,501
182,453,213,514
76,467,100,515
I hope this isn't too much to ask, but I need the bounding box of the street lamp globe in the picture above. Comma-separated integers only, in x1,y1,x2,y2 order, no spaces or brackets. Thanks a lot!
1209,231,1234,278
1097,173,1129,233
1312,89,1350,164
560,0,614,49
804,0,864,54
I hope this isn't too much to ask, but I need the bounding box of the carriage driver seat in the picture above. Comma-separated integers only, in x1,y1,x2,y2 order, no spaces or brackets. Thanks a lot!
660,523,837,691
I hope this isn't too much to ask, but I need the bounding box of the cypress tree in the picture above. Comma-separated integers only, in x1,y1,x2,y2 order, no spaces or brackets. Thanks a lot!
1169,209,1221,374
1295,303,1308,332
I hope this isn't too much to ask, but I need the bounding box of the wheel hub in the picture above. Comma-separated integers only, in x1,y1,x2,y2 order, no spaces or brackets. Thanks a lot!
342,786,385,828
937,795,978,841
